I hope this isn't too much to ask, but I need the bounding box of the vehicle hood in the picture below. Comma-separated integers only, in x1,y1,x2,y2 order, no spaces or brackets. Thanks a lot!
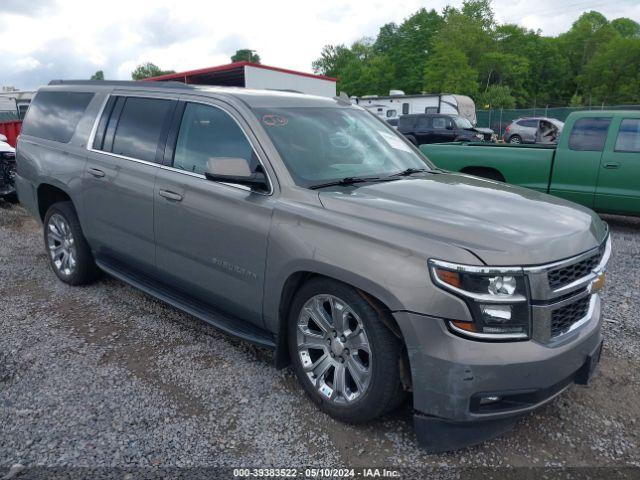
318,173,607,266
469,127,494,135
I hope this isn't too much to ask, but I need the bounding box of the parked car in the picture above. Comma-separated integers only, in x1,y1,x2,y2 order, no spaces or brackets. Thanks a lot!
399,113,494,145
504,117,564,144
0,133,17,202
421,111,640,216
16,81,609,452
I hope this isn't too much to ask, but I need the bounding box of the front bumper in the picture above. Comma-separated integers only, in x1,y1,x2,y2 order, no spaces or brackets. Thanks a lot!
393,294,603,451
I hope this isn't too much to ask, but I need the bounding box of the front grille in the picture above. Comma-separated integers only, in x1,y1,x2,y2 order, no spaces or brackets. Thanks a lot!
551,296,590,337
547,249,603,290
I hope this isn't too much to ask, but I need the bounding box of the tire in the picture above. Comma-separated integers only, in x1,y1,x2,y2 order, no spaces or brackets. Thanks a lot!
3,191,19,204
288,278,405,423
405,135,417,145
508,135,522,144
43,201,101,285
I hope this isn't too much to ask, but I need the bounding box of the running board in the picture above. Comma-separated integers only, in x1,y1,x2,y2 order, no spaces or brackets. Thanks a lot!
95,258,276,349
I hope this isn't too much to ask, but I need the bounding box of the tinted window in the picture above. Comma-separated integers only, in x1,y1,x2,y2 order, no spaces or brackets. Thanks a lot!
22,91,94,143
111,97,173,162
417,116,431,129
386,109,396,118
568,117,612,151
432,117,448,129
173,103,255,175
425,107,438,114
402,103,409,115
615,119,640,153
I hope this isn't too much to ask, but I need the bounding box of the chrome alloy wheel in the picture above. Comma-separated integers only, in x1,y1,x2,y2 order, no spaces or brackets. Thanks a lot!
46,213,77,276
297,294,372,404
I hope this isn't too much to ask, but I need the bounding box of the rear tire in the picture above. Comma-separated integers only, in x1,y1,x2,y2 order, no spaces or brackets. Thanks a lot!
288,278,405,423
508,135,522,144
43,201,101,285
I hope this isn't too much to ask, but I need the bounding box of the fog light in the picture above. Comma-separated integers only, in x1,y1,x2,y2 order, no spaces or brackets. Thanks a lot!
479,395,501,405
480,304,512,323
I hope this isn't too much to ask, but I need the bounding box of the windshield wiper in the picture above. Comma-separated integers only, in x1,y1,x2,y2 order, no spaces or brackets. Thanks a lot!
387,167,429,178
309,176,380,190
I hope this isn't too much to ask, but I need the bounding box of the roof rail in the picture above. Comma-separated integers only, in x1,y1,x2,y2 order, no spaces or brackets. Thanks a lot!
47,80,195,89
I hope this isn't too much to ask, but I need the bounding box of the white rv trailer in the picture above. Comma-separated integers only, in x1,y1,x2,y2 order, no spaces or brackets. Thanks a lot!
353,91,477,125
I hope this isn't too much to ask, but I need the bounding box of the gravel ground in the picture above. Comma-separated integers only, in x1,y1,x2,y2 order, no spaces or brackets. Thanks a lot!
1,202,639,474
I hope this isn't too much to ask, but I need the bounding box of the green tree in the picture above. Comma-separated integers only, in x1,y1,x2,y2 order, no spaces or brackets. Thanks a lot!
578,37,640,104
478,85,516,109
131,62,176,80
231,49,261,63
423,45,479,97
90,70,104,80
611,18,640,38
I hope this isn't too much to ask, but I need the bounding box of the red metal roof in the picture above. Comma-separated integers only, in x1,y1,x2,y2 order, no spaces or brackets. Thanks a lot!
142,61,336,83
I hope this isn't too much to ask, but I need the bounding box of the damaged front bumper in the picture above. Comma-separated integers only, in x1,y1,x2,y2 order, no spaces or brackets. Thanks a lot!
393,294,603,452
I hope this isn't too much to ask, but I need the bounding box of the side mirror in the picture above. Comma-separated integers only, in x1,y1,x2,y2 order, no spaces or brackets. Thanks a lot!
204,157,268,191
0,134,7,143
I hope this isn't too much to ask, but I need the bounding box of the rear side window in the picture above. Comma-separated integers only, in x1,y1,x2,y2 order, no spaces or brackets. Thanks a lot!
518,119,538,128
111,97,174,162
568,117,611,151
22,91,94,143
173,103,255,175
615,119,640,153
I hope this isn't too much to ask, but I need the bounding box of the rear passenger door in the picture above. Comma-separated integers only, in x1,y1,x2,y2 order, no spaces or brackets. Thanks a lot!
84,94,177,274
595,117,640,215
414,116,432,144
153,99,275,328
518,119,539,143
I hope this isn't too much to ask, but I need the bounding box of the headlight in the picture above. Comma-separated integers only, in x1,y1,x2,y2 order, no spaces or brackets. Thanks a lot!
428,259,530,340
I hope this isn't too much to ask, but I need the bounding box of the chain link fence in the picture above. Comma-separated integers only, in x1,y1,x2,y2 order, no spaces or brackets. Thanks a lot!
477,105,640,138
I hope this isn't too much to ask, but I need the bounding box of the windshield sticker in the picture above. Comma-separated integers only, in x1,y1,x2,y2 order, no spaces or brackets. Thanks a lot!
378,130,412,153
262,114,288,127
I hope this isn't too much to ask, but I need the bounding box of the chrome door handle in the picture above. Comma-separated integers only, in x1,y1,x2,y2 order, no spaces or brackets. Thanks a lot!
158,189,183,201
604,162,620,169
88,167,105,178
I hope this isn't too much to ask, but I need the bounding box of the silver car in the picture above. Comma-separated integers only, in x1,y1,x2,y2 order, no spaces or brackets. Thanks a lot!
15,81,609,452
504,117,564,144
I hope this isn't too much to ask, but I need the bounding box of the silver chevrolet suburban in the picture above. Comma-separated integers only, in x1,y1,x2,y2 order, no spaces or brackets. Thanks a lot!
15,81,611,451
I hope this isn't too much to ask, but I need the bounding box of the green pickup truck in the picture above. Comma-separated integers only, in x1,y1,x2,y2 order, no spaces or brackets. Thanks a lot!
420,111,640,216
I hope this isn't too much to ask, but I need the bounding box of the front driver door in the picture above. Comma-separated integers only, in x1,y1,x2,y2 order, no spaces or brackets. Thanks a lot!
595,116,640,215
549,116,612,208
154,100,275,328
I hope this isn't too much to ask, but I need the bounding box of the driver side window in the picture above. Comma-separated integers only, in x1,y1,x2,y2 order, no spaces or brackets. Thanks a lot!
173,103,256,175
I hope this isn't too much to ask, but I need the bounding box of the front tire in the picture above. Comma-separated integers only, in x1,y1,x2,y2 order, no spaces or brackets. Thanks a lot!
43,201,100,285
288,278,405,423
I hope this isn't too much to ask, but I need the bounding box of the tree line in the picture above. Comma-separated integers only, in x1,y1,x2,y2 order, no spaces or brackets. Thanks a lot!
312,0,640,108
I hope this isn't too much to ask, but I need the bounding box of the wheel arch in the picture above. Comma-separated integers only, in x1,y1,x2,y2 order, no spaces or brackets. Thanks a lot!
460,166,506,182
273,269,406,374
36,182,74,221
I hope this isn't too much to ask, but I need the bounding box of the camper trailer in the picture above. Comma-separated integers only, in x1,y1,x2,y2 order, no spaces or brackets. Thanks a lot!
353,91,477,126
0,90,35,120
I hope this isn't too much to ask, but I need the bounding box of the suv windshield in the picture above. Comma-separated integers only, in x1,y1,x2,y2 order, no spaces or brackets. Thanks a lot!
255,107,431,187
453,116,473,129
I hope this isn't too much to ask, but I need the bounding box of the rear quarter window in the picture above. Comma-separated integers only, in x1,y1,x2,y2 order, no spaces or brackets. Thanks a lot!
21,91,94,143
568,117,612,151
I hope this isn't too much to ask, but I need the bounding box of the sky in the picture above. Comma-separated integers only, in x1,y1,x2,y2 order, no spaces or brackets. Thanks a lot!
1,0,639,90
